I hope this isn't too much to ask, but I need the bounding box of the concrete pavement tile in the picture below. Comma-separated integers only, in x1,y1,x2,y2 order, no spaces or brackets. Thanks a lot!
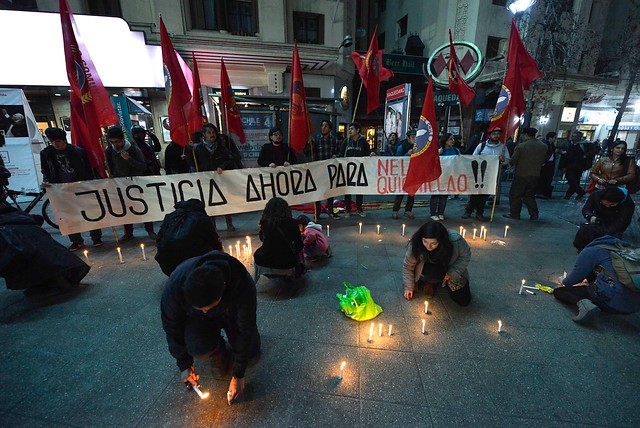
473,360,572,421
408,318,470,357
0,412,71,427
359,348,425,405
415,354,497,413
360,399,433,427
454,322,521,362
402,295,451,321
430,409,595,427
361,271,403,292
297,343,359,397
359,289,403,316
357,315,411,352
248,338,305,389
287,391,359,427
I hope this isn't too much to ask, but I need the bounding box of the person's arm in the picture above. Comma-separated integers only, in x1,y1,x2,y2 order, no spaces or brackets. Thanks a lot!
581,193,598,222
230,273,258,379
361,138,371,157
40,149,51,183
125,145,148,174
290,221,303,251
617,159,636,184
220,147,236,171
148,132,161,152
339,139,348,158
603,200,634,235
164,146,175,175
562,248,600,287
257,144,271,167
78,147,93,180
160,285,193,372
509,145,520,167
287,146,298,165
302,230,315,248
589,159,603,183
402,245,419,297
447,237,471,282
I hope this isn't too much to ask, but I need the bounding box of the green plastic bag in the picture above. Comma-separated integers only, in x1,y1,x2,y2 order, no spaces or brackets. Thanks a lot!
336,281,383,321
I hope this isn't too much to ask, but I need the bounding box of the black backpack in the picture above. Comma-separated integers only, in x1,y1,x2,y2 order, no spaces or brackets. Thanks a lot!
155,199,222,276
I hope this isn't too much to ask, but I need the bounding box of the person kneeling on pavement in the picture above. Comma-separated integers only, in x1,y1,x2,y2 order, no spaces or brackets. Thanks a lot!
161,251,261,403
402,221,471,306
297,215,332,263
554,235,640,325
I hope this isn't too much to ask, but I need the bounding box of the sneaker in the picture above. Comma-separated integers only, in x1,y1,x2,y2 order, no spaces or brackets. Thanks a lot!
330,213,341,220
475,214,488,222
92,240,103,248
461,211,472,219
572,299,601,325
69,242,84,252
404,212,415,219
356,211,366,218
227,224,236,232
119,233,134,243
392,212,399,220
502,214,520,220
345,212,351,218
430,215,440,221
438,215,445,221
147,230,158,240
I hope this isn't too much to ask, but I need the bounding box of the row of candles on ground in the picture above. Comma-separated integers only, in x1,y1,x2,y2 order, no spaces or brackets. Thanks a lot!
81,244,148,265
338,223,511,239
226,236,253,261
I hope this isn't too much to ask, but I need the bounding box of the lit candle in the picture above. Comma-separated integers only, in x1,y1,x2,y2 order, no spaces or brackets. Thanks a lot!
525,289,535,295
473,228,477,240
228,245,233,257
359,222,363,235
421,319,426,335
242,245,248,258
116,247,123,264
192,385,210,400
378,322,382,337
462,229,466,238
504,225,509,238
235,241,241,257
482,228,487,240
388,324,393,336
519,279,525,295
498,320,503,333
368,322,374,342
563,271,567,279
327,225,330,237
459,226,463,235
83,249,90,265
424,301,429,314
246,236,252,253
377,225,380,235
227,391,232,405
141,243,147,261
339,361,346,380
402,224,406,236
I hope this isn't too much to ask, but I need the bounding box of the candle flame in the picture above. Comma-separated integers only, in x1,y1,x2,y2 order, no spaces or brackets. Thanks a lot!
83,250,88,256
201,391,210,399
116,247,121,252
140,243,144,249
340,361,346,369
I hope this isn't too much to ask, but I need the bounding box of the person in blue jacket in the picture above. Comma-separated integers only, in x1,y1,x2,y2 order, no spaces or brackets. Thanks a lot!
554,235,640,325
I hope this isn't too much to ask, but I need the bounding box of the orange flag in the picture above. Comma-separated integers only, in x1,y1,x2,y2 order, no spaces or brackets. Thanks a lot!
220,59,246,144
288,42,311,153
188,53,207,135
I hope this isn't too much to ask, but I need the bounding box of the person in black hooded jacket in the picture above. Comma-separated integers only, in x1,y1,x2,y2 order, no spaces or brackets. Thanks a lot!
161,250,260,404
581,186,634,237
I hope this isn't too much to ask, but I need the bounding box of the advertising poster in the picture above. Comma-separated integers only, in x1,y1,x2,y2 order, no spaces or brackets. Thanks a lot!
238,111,275,168
384,84,411,139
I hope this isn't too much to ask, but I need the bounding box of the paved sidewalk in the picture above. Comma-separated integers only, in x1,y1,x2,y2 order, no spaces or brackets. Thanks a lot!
1,194,640,427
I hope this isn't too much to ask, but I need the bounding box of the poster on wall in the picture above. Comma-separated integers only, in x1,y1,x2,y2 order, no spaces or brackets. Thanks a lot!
239,111,275,168
384,84,411,140
0,88,45,194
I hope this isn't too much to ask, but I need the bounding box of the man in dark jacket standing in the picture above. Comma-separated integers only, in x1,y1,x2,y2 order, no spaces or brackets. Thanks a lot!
307,120,340,221
258,126,297,167
190,123,237,231
105,127,157,241
504,127,548,221
161,251,260,404
339,122,372,217
563,131,598,200
535,131,557,199
131,126,161,176
41,127,102,250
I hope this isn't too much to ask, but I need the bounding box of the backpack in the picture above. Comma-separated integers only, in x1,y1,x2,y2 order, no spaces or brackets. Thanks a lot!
155,199,221,276
477,141,487,155
596,242,640,292
624,158,640,194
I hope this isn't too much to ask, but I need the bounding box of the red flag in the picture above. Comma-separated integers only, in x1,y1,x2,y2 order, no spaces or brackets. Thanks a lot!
489,19,542,140
188,53,207,136
447,30,475,107
351,26,394,114
403,77,442,196
220,59,246,144
60,0,117,177
288,42,311,154
160,17,192,147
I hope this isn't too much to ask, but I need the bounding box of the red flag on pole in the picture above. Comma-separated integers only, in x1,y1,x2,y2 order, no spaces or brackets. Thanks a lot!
489,19,542,140
160,17,192,147
59,0,117,177
447,30,475,107
351,25,394,114
288,42,311,154
220,58,246,144
403,76,442,197
188,53,207,136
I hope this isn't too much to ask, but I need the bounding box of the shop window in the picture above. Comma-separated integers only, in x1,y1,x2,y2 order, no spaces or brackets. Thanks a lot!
397,15,408,38
486,36,507,59
492,0,507,6
293,12,324,45
88,0,122,18
189,0,258,36
0,0,38,11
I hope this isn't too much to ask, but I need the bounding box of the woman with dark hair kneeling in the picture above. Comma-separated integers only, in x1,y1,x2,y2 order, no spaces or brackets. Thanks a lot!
402,221,471,306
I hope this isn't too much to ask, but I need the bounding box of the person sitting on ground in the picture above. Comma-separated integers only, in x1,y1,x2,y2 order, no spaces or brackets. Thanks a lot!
161,250,261,404
0,203,90,296
589,140,635,191
429,133,460,221
253,197,304,276
574,186,635,251
297,215,331,262
402,221,471,306
554,235,640,325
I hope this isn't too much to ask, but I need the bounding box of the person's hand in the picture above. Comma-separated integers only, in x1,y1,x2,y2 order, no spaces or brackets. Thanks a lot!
227,376,245,403
269,163,276,168
597,178,605,184
283,161,291,167
590,216,597,224
444,273,451,283
499,155,505,163
181,365,199,387
438,148,443,154
556,276,565,286
403,289,413,300
216,168,224,175
332,155,337,159
369,152,376,157
608,179,617,185
120,151,130,161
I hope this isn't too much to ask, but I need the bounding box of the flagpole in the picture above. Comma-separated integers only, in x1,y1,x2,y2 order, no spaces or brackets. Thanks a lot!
489,109,513,223
352,80,364,122
458,101,464,147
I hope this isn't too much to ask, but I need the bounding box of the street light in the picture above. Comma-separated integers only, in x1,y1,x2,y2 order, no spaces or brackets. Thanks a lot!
339,35,353,49
506,0,536,15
